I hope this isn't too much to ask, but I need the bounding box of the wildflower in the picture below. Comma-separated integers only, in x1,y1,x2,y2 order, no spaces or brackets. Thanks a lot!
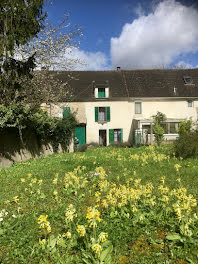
92,243,102,256
64,231,72,239
31,178,37,184
38,215,51,233
27,173,32,177
86,206,102,228
20,178,26,183
98,232,108,243
53,190,58,196
13,196,19,203
174,164,182,172
77,225,86,237
12,214,17,218
65,204,77,222
38,179,43,185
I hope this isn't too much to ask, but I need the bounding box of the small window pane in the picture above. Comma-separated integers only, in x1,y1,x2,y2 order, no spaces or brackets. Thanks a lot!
98,88,105,98
99,107,106,121
188,100,193,107
114,129,121,142
135,102,142,114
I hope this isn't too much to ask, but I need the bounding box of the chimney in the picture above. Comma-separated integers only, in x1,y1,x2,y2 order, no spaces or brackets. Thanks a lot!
117,66,121,71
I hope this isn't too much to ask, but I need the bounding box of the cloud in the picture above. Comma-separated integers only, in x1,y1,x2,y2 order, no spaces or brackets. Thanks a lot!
174,61,193,69
111,0,198,69
62,48,109,71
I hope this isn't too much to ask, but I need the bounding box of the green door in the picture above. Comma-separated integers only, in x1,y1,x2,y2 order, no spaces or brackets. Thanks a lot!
74,125,86,146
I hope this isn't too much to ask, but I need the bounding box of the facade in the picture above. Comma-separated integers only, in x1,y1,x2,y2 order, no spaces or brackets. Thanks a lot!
46,69,198,146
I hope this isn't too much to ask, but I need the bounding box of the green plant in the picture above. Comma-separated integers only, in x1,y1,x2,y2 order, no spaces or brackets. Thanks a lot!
153,111,166,146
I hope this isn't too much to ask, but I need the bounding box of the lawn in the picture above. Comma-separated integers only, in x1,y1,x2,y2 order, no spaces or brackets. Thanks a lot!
0,145,198,263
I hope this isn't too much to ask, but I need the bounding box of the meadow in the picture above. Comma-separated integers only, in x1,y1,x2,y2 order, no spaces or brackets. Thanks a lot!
0,145,198,263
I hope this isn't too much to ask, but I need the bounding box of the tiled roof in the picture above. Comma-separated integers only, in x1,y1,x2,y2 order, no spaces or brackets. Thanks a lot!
123,69,198,98
51,69,198,100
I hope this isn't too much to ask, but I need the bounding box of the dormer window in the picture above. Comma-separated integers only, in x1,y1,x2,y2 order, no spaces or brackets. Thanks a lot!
183,76,193,84
98,88,105,98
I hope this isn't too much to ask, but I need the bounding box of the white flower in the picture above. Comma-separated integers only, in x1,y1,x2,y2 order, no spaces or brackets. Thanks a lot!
0,218,3,222
12,214,17,218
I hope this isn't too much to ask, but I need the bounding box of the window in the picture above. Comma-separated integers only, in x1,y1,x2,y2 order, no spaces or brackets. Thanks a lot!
95,107,110,122
99,107,106,121
160,122,180,134
183,76,193,84
63,107,70,118
135,102,142,114
109,129,123,143
98,88,105,98
187,100,193,107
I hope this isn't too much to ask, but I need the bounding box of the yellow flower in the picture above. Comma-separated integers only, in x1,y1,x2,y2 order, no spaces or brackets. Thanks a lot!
86,207,102,228
13,196,19,203
31,178,37,184
98,232,108,243
92,244,102,256
65,204,77,222
27,173,32,177
174,164,182,172
20,178,26,183
38,215,51,233
53,190,58,196
77,225,86,237
64,231,72,239
38,179,43,185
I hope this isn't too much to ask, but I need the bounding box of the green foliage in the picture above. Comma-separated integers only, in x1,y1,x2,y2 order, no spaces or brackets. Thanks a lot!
177,119,192,136
0,103,77,151
0,146,198,263
174,120,198,159
153,111,166,146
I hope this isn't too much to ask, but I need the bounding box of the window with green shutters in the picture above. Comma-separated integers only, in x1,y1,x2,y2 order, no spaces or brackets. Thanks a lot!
63,107,70,118
95,106,110,122
109,129,123,143
98,88,105,98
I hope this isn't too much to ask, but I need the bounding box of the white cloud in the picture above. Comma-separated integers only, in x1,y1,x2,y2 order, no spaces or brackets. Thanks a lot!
62,48,109,71
174,61,193,69
111,0,198,69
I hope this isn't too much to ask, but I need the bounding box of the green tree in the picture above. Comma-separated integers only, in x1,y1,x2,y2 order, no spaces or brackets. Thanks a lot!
153,111,166,146
0,0,46,105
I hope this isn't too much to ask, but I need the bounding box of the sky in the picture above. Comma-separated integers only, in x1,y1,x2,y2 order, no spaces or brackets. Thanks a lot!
44,0,198,70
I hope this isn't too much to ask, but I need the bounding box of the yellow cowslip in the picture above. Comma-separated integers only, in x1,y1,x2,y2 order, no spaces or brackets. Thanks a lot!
20,178,26,183
38,215,51,233
65,204,77,222
92,243,102,256
98,232,108,243
64,231,72,239
13,196,19,203
86,207,102,228
76,225,86,237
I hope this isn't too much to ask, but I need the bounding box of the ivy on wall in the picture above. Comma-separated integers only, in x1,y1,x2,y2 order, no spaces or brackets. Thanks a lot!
0,104,77,152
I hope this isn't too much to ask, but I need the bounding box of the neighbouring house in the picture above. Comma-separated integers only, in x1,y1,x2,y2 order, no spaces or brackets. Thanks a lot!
43,68,198,147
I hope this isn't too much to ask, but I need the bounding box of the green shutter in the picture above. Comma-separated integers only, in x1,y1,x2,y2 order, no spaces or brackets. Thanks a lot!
95,107,99,122
109,129,114,143
106,107,110,122
120,129,123,142
63,107,70,118
98,88,105,98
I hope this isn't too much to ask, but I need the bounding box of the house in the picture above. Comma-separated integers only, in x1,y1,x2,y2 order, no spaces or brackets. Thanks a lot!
45,68,198,147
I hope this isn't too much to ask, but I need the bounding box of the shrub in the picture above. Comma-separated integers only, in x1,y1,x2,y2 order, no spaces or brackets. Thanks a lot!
77,144,88,152
109,142,131,148
174,120,198,159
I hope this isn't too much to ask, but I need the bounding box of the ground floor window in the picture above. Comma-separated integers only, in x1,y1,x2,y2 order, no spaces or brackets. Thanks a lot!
142,122,180,134
109,129,123,143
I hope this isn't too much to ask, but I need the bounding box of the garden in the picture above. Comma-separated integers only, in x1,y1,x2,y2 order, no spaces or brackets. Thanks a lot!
0,145,198,263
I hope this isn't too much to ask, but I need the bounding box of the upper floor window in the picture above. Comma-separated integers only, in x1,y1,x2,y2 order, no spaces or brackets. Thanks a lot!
187,100,193,107
135,102,142,114
98,88,106,98
95,106,110,122
183,76,193,84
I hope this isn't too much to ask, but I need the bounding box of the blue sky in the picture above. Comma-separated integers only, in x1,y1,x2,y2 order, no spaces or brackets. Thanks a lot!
45,0,198,70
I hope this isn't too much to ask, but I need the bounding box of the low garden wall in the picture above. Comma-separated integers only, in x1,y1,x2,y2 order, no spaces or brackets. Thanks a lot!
0,128,73,168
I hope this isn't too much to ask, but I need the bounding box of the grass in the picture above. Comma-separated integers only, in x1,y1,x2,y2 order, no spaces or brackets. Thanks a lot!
0,145,198,263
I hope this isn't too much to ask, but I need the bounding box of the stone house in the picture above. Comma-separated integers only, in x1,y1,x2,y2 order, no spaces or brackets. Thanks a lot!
46,68,198,146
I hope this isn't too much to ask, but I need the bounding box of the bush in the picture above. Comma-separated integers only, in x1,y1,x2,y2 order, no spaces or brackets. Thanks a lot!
174,131,198,159
77,144,88,152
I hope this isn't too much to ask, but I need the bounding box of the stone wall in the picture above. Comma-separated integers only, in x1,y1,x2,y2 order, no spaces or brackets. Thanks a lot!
0,128,73,168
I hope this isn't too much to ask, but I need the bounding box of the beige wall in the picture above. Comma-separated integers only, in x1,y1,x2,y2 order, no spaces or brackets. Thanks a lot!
133,98,198,121
47,98,198,146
